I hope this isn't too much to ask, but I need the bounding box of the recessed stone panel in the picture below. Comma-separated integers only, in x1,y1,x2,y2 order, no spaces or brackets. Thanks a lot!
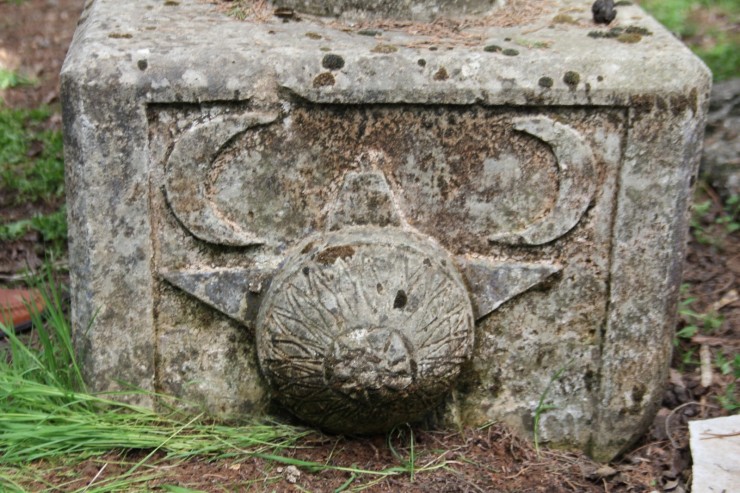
149,104,616,256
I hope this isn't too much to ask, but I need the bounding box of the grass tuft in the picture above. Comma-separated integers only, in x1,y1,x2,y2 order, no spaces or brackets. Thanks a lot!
0,68,36,91
0,207,68,253
0,270,310,488
533,360,574,456
0,269,438,490
0,107,65,203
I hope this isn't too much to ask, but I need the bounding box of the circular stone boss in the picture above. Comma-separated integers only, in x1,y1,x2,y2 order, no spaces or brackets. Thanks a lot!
256,228,475,434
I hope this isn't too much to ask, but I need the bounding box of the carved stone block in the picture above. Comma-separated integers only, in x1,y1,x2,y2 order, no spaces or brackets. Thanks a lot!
62,0,710,460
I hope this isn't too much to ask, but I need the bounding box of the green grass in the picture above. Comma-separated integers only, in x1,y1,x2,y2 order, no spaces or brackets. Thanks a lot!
0,68,36,91
0,107,67,251
0,271,442,491
675,284,739,412
674,182,739,413
675,286,724,343
640,0,739,81
387,425,416,482
0,107,65,203
532,360,573,456
0,207,68,251
640,0,738,33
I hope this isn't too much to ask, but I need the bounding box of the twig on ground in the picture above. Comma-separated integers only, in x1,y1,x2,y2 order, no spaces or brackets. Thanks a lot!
665,401,719,449
700,344,713,388
710,289,739,311
699,181,724,210
82,463,107,492
504,465,533,480
700,431,740,440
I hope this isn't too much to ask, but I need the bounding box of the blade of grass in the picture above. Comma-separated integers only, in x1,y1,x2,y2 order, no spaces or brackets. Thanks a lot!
1,267,454,491
533,359,574,456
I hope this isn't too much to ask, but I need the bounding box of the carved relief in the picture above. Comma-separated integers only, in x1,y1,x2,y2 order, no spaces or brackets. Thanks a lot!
488,116,596,245
164,112,277,246
257,229,474,433
163,106,598,251
157,105,603,433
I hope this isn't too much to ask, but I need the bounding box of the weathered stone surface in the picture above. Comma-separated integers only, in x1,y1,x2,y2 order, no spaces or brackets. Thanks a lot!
165,112,278,246
161,267,272,326
488,116,596,245
272,0,503,21
257,228,474,433
457,259,562,319
62,0,710,460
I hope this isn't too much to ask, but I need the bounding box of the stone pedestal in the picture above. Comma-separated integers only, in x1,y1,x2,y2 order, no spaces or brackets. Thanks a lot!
62,0,710,460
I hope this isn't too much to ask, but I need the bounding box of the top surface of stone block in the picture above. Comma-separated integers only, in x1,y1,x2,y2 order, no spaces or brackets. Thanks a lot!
64,0,709,106
271,0,502,21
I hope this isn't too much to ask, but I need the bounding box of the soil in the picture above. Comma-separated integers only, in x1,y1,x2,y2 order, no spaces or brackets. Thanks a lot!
1,1,738,491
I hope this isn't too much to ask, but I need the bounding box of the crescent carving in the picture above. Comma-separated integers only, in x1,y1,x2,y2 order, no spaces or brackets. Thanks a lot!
489,116,596,245
164,112,278,246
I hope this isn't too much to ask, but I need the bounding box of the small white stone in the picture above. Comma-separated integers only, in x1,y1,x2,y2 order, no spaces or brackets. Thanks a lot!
284,465,300,484
690,415,740,493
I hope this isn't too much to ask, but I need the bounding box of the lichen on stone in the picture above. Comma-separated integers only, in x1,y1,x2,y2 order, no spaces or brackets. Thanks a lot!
563,71,580,87
371,44,398,54
617,33,642,43
552,14,577,25
625,26,652,36
357,29,382,37
322,54,345,70
589,26,652,40
433,67,449,81
312,72,335,88
515,38,551,49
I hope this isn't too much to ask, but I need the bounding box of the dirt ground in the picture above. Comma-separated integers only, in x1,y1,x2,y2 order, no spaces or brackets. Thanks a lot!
1,1,738,491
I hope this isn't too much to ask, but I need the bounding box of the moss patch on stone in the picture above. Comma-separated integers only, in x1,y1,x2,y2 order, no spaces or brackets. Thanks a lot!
358,29,382,37
563,71,580,87
589,26,652,40
321,54,345,70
